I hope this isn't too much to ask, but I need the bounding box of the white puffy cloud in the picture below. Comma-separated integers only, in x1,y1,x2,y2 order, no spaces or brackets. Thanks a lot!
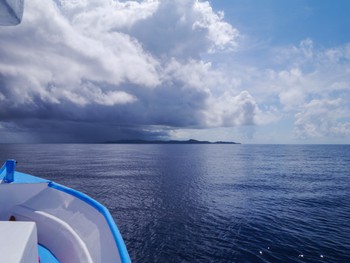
294,99,350,139
51,82,137,106
127,0,239,59
0,0,160,107
204,91,261,127
206,37,350,142
58,0,159,30
192,1,239,53
274,41,350,140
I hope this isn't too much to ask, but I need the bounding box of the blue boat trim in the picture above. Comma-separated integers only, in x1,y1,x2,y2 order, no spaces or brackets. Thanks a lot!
48,182,131,263
38,243,60,263
12,172,50,184
1,161,50,184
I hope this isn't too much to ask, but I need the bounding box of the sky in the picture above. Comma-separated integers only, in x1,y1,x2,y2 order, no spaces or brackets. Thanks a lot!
0,0,349,144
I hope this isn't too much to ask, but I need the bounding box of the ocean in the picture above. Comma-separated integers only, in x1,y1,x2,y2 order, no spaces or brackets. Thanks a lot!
1,144,349,262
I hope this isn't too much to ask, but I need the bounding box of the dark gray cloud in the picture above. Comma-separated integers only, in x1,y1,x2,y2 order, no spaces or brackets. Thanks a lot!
1,119,169,143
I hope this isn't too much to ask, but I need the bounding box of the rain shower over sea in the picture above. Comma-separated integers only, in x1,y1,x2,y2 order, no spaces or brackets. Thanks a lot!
1,144,349,262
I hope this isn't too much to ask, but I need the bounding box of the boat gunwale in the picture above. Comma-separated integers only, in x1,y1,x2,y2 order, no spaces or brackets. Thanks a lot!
48,182,131,263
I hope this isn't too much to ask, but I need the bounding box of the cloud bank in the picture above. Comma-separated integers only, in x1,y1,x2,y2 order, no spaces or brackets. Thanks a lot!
0,0,349,143
0,0,255,142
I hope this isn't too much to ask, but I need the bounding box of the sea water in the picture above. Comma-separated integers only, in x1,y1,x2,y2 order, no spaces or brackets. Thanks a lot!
1,144,349,262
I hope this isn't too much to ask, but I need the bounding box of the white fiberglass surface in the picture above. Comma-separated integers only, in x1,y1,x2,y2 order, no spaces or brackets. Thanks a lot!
0,221,38,263
0,183,47,220
13,187,122,263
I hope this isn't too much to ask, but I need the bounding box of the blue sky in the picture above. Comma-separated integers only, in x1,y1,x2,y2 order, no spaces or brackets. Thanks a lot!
0,0,349,143
212,0,350,47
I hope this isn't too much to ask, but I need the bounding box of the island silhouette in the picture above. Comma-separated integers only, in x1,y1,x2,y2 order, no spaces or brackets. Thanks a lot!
105,139,240,144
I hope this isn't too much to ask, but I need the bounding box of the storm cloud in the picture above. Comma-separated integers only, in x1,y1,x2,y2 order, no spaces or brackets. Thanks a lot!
0,0,259,142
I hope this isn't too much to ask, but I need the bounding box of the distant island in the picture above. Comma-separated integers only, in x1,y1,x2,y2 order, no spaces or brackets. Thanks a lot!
104,139,240,144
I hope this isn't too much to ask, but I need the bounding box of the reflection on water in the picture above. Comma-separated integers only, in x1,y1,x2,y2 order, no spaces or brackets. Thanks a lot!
1,144,350,262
